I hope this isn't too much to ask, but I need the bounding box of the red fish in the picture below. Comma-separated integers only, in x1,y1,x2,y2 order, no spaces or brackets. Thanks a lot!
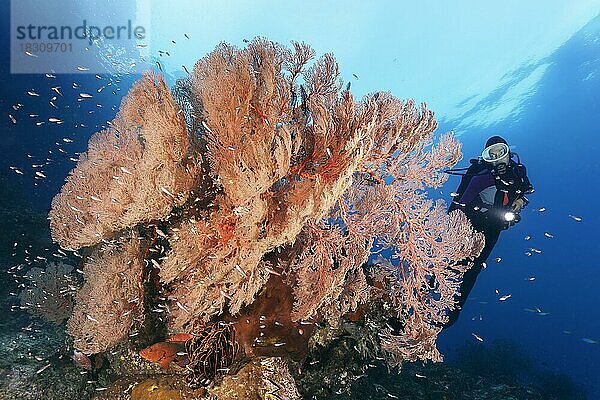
166,332,194,342
139,342,183,368
71,350,92,370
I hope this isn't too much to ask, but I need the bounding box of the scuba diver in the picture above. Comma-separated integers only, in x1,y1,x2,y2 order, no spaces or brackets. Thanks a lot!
443,136,534,328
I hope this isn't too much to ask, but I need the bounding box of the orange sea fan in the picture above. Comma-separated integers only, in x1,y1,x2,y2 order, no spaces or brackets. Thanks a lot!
67,231,144,354
49,72,202,250
49,38,485,370
160,39,384,328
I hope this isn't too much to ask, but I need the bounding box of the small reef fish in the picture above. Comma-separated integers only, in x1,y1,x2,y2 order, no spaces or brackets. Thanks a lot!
235,264,247,277
160,186,175,198
139,341,188,368
201,120,213,133
176,301,189,313
544,232,554,238
471,333,484,342
166,333,194,342
524,307,542,313
36,363,52,374
581,338,597,344
265,267,281,276
538,207,546,212
523,307,550,316
86,314,98,322
499,294,512,302
71,350,92,370
569,214,582,222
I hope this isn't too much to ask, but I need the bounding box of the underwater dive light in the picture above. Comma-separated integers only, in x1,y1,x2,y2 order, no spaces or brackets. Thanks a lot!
504,211,516,222
503,210,521,224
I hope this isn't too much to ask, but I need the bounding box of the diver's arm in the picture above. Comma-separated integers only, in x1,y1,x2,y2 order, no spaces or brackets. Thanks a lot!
510,163,533,213
516,163,534,195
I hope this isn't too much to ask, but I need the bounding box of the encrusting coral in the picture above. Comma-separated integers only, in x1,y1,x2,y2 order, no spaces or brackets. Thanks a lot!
47,38,484,392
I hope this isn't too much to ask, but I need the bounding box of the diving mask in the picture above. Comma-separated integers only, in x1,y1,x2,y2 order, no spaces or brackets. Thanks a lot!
481,142,510,166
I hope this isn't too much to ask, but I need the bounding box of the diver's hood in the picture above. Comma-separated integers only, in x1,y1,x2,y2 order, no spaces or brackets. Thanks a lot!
481,142,510,165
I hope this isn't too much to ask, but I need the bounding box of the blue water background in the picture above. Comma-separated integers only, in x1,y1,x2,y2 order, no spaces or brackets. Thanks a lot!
437,15,600,397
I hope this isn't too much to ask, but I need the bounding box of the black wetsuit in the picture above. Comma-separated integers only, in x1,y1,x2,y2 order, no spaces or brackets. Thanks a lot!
444,155,533,328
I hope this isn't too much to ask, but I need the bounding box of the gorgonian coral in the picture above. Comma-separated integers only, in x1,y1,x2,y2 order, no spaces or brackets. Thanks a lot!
50,38,482,369
66,231,144,354
19,261,76,324
48,73,201,250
